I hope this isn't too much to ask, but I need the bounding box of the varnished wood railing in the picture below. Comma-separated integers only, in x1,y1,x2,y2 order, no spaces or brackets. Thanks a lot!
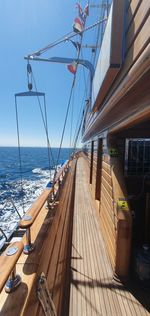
0,160,70,294
19,159,70,254
0,241,23,293
19,188,53,254
54,160,69,183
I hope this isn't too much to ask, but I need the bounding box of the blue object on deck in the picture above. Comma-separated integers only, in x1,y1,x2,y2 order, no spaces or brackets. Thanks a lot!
46,181,53,188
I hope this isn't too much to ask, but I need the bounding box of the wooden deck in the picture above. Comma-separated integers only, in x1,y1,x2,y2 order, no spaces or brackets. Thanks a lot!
69,157,150,316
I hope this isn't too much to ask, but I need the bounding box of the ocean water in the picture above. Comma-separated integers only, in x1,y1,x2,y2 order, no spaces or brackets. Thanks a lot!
0,147,72,248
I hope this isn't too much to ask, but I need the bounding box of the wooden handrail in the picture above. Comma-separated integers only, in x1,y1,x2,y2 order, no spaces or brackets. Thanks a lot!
53,160,69,185
19,188,52,229
19,160,70,254
0,241,23,293
19,188,52,254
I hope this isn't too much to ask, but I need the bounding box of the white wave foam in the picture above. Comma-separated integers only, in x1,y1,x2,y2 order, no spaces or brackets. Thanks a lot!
0,167,58,249
32,168,43,174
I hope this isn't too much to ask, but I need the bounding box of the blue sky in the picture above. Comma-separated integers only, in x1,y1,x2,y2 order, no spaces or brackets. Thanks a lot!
0,0,103,147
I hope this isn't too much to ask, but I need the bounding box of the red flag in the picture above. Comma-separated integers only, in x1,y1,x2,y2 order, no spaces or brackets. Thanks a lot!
76,2,83,15
67,61,77,74
76,2,85,23
73,17,83,33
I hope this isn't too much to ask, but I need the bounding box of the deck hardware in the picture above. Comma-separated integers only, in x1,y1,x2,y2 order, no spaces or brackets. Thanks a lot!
23,227,34,254
5,267,21,293
2,243,23,293
37,272,57,316
22,214,32,221
6,246,18,256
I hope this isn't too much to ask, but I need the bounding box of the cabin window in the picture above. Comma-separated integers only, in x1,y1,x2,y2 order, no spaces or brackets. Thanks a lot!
125,139,150,176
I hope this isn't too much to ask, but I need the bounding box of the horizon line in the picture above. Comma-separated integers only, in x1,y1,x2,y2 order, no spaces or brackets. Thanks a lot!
0,145,81,149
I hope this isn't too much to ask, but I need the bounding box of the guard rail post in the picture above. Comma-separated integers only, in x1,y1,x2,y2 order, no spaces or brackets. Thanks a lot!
0,241,24,293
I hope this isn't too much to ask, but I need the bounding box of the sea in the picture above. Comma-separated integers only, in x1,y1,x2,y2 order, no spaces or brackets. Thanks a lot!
0,147,72,249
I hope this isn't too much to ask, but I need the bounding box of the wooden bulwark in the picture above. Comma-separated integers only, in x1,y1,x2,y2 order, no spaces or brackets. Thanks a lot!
23,160,76,316
0,159,76,316
0,193,52,315
19,160,70,230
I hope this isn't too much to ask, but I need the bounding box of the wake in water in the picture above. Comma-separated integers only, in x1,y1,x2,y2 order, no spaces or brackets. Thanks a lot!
0,147,71,249
0,167,55,249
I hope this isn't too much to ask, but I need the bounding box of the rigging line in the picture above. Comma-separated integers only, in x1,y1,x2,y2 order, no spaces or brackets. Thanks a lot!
31,72,55,169
72,101,84,150
81,50,89,97
72,63,89,148
43,94,52,180
55,76,76,173
70,57,86,150
73,109,85,151
71,62,87,148
15,96,25,214
69,87,75,150
72,87,86,147
54,15,87,169
27,18,108,58
29,31,73,57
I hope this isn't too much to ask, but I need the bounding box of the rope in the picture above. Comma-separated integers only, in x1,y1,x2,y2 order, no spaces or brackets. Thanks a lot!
37,273,57,316
15,96,25,214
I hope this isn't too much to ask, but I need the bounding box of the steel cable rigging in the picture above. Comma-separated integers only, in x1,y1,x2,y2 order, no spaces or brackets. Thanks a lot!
14,63,56,214
54,9,88,170
27,18,107,59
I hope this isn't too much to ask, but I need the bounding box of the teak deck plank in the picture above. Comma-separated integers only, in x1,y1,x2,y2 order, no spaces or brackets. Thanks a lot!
69,157,150,316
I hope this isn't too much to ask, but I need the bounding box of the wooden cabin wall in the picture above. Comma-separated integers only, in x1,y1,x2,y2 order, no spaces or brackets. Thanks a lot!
86,138,132,274
91,140,98,197
81,0,149,276
100,153,117,268
86,139,117,268
83,142,91,180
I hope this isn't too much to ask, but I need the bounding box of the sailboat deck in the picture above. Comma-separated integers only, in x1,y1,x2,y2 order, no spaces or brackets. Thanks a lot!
69,157,150,316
